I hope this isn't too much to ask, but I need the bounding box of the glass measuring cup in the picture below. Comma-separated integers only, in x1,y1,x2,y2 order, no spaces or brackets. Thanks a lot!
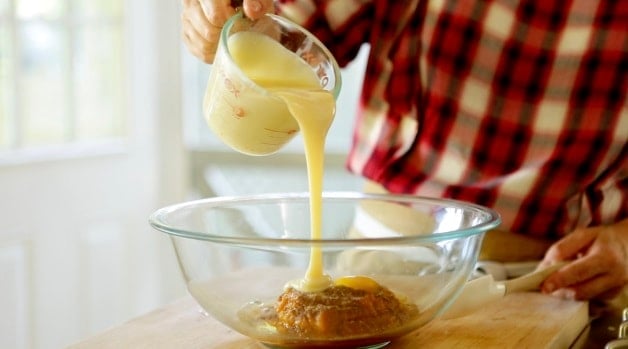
203,12,342,156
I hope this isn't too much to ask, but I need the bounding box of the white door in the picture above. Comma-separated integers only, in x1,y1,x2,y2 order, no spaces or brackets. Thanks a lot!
0,1,186,348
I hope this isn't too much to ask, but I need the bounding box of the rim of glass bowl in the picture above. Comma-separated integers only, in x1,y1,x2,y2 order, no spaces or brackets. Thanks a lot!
220,11,343,100
149,191,501,247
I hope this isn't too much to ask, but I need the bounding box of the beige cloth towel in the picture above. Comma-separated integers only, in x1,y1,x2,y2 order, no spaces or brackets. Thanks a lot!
361,181,628,309
361,181,553,263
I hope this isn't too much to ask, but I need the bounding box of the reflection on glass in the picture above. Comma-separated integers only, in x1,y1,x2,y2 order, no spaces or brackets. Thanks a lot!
6,0,127,149
16,0,65,19
19,22,69,146
75,25,125,140
0,23,13,149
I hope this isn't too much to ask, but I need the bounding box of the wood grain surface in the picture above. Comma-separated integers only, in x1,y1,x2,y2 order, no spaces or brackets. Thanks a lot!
69,293,588,349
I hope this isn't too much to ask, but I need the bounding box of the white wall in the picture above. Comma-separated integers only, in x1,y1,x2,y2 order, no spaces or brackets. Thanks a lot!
0,1,188,348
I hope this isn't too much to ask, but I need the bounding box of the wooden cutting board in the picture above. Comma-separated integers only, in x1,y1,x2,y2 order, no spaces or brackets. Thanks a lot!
69,293,588,349
390,292,589,349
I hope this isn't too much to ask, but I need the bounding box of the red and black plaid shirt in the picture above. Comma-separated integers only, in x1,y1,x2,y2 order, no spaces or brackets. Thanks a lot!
278,0,628,238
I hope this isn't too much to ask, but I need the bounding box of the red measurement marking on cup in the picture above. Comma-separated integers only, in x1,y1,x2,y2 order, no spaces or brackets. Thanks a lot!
224,78,240,98
223,97,245,119
232,106,245,118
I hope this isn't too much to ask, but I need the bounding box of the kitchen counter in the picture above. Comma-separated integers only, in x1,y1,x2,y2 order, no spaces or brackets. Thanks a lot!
68,292,618,348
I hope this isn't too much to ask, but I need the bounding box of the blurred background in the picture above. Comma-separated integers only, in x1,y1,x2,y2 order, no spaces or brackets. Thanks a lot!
0,0,367,348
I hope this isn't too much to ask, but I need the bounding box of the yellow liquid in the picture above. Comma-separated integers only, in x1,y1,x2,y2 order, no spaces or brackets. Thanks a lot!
204,30,321,156
207,33,422,345
228,31,335,291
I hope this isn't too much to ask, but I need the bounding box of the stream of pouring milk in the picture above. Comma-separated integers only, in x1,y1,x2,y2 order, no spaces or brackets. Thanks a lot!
228,31,335,292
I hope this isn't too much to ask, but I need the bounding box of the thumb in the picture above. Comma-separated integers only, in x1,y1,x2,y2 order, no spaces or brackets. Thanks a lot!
540,228,597,267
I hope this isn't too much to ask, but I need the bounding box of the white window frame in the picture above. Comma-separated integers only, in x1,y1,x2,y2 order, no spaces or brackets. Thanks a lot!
0,0,129,165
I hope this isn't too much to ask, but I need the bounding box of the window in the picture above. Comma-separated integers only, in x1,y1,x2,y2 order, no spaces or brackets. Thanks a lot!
0,0,125,155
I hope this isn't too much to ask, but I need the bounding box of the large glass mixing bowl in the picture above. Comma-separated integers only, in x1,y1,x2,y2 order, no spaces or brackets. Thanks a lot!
149,192,501,348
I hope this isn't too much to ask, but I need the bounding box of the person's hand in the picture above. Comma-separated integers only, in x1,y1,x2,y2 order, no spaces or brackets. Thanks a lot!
539,219,628,301
181,0,274,63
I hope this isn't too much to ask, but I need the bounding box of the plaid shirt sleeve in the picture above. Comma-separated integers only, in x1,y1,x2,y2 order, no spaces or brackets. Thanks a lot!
277,0,628,238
